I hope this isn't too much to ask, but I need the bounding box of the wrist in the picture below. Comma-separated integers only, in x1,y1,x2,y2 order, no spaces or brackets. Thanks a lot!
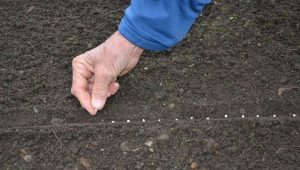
114,31,144,53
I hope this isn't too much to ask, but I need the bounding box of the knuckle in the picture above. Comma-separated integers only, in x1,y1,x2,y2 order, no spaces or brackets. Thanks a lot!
92,86,107,98
72,54,87,67
72,57,81,67
72,56,80,64
96,66,114,79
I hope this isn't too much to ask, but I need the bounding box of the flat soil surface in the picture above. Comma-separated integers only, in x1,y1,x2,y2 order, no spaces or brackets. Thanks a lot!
0,0,299,169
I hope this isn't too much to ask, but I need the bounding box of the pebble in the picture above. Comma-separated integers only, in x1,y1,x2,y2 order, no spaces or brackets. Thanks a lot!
203,138,219,154
22,155,33,162
79,157,91,170
32,106,39,113
239,108,246,114
120,141,141,152
277,87,285,96
144,140,153,147
191,162,198,169
27,6,35,13
50,118,64,125
135,162,144,169
120,141,130,152
157,134,170,141
168,103,175,109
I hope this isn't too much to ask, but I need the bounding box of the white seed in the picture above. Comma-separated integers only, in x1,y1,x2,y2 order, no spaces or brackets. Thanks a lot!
273,115,276,117
242,115,245,118
224,115,228,118
127,120,130,123
190,117,194,120
292,114,296,117
256,115,259,118
206,117,210,120
142,119,145,122
175,118,178,121
158,119,161,122
112,121,115,123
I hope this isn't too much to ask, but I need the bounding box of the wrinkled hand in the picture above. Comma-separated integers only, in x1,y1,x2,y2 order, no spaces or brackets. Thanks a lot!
71,31,143,115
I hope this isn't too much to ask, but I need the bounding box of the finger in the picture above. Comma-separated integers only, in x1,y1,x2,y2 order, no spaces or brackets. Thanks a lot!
91,67,112,110
71,61,95,115
72,87,97,115
107,82,120,97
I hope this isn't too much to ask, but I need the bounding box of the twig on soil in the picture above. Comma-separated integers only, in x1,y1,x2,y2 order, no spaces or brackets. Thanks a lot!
277,86,299,96
52,129,63,149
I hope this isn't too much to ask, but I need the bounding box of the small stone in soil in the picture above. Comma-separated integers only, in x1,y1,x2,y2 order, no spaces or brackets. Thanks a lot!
33,106,39,113
50,118,64,125
79,157,91,170
277,87,285,96
239,108,246,114
27,6,35,13
120,141,130,152
135,162,144,169
145,140,154,147
168,103,175,109
191,162,198,169
203,138,219,154
22,155,33,162
157,134,170,141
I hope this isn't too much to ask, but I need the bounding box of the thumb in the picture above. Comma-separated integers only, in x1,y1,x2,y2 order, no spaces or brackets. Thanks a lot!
91,70,112,110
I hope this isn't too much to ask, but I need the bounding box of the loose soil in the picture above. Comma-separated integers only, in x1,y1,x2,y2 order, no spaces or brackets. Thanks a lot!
0,0,299,169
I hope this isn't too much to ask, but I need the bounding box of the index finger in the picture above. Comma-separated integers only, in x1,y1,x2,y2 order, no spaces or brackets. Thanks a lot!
71,66,96,115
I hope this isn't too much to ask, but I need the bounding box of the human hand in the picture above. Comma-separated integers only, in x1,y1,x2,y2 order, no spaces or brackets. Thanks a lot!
71,31,143,115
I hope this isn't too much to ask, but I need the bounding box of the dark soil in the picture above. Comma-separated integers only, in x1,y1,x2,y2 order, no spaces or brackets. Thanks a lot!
1,119,299,169
0,0,299,169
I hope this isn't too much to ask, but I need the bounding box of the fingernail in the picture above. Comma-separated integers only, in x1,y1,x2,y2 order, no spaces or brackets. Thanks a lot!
92,99,105,110
114,83,120,88
90,110,97,116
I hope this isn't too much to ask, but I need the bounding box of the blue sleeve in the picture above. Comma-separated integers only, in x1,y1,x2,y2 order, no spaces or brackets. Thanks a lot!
118,0,211,51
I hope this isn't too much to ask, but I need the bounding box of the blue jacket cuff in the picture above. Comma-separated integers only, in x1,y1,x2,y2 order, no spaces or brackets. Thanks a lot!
118,17,169,51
